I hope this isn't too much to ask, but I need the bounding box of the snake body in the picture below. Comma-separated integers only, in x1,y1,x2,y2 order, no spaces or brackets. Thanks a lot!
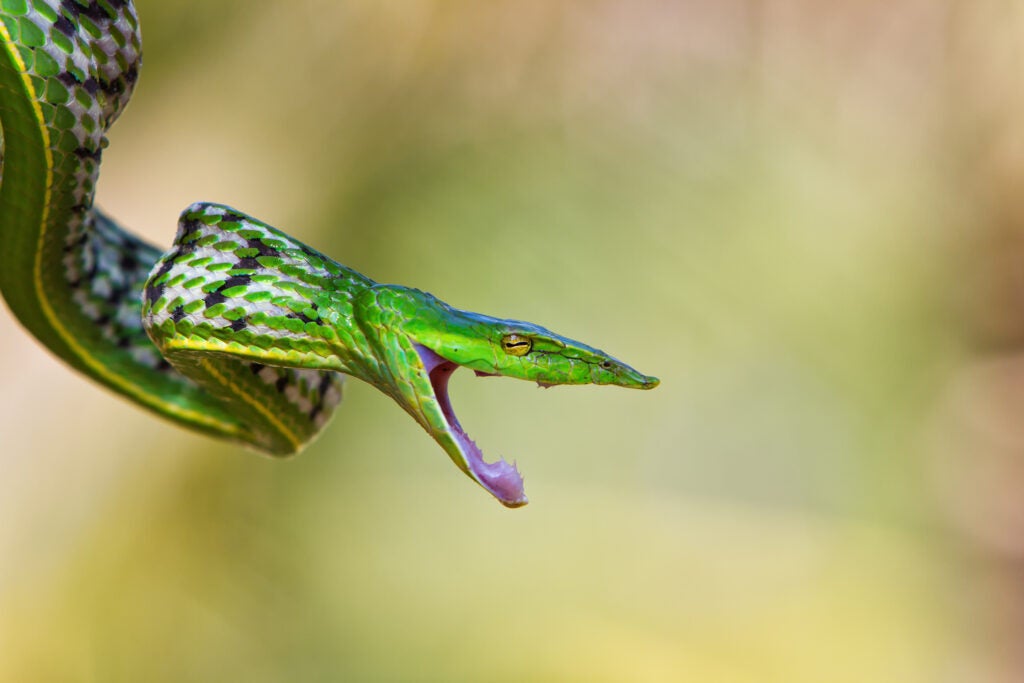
0,0,657,507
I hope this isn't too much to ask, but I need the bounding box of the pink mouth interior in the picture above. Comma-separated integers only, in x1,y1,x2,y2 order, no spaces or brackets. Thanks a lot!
414,344,527,507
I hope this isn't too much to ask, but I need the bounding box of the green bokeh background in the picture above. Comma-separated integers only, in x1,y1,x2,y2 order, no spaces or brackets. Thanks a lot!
3,1,1020,680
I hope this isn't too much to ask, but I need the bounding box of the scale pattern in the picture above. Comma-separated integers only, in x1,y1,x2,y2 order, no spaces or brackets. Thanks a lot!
0,0,344,447
144,203,369,359
143,202,355,430
7,0,151,344
68,207,169,369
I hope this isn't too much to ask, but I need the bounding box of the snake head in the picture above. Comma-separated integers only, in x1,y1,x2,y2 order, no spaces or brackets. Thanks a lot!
353,285,659,508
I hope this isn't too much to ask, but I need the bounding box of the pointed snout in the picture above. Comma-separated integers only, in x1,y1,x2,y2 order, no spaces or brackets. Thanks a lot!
639,374,660,389
614,368,660,390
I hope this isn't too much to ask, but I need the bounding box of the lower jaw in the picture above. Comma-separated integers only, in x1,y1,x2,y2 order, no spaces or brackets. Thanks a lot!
414,343,527,506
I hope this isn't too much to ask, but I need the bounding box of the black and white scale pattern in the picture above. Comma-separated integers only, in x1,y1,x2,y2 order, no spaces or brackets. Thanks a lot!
8,0,343,436
143,202,353,427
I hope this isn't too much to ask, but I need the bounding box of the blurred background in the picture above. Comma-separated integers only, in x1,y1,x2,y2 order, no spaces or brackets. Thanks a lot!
2,0,1023,680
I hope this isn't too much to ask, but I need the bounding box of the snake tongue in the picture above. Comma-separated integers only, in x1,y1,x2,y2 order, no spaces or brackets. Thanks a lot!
413,344,527,507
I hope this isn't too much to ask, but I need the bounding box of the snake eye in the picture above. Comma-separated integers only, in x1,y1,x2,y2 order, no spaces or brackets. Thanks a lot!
601,360,613,370
501,334,532,356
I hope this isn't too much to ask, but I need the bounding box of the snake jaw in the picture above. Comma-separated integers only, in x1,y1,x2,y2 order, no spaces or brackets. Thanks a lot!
413,343,527,508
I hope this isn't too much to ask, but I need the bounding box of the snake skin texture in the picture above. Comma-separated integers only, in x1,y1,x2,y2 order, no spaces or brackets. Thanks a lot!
0,0,343,448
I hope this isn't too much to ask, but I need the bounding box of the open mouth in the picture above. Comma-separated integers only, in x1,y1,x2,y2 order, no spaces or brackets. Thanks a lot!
413,343,527,507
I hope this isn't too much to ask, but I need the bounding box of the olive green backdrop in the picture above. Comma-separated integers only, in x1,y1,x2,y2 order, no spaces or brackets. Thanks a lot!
2,1,1019,681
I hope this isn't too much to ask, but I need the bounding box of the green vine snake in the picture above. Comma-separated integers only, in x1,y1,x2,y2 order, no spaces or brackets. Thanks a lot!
0,0,658,507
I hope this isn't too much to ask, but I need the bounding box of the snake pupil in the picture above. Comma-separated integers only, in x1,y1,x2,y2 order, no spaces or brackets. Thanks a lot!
500,334,532,356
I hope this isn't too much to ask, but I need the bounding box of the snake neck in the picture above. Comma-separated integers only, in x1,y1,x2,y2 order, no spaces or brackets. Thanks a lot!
143,202,378,376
